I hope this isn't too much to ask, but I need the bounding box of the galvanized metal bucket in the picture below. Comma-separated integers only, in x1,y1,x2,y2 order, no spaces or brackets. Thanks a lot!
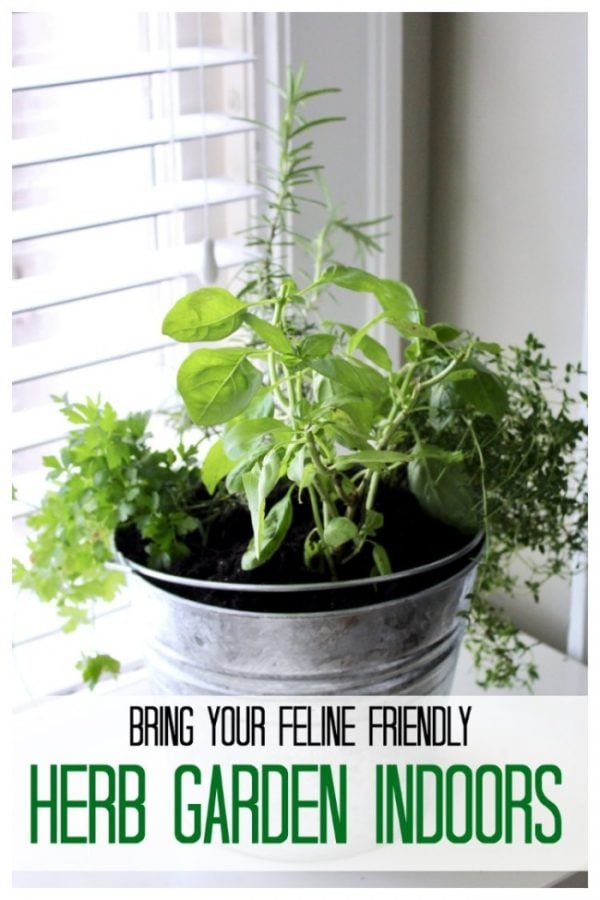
121,532,484,695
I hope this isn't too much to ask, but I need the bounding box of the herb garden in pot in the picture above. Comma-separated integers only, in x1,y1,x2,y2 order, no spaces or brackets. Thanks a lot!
14,70,587,695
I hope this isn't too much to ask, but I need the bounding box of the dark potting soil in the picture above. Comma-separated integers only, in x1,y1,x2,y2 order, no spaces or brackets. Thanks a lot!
115,485,483,614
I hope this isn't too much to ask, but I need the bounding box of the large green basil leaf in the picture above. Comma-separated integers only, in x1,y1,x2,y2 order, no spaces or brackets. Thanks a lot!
223,418,293,460
225,444,270,493
162,287,246,342
201,438,235,495
244,386,274,419
300,333,337,359
334,449,411,470
327,410,373,451
408,457,479,534
323,516,358,549
372,542,392,576
241,494,293,570
318,265,422,323
428,382,463,431
242,451,281,555
177,348,262,426
241,468,262,551
353,333,392,372
428,363,508,429
452,363,509,422
410,443,465,463
311,356,388,403
387,319,438,342
342,319,393,371
318,394,378,433
431,323,464,343
245,313,295,355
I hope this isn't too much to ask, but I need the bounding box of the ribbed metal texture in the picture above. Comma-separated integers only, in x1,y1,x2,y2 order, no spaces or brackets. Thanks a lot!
127,540,483,696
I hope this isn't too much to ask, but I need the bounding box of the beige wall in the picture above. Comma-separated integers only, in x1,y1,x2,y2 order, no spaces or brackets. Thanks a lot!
400,13,432,302
426,13,587,649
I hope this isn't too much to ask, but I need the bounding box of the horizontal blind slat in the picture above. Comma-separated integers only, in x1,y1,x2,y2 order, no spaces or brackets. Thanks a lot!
12,239,256,313
13,177,259,242
13,113,254,167
13,334,179,384
13,383,184,452
12,46,254,90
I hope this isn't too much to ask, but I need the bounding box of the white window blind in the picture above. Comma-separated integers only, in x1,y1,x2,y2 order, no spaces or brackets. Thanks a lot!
12,11,256,494
11,10,257,702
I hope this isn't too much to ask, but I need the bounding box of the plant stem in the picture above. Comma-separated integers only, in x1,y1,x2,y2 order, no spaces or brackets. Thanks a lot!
305,431,340,521
365,471,380,512
359,352,471,516
467,419,489,541
418,356,461,389
258,72,300,298
307,484,336,577
268,290,296,419
306,431,331,478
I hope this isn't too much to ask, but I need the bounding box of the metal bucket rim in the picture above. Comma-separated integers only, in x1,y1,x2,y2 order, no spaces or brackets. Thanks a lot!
123,534,484,619
130,544,483,621
119,528,483,593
